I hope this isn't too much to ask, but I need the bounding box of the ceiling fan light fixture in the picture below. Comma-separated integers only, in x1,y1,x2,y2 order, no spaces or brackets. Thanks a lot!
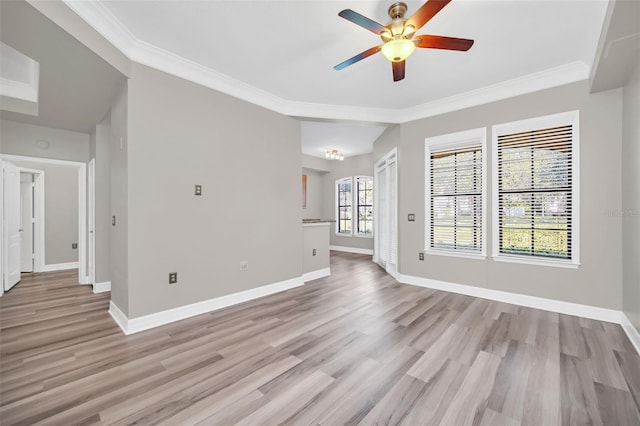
381,38,415,62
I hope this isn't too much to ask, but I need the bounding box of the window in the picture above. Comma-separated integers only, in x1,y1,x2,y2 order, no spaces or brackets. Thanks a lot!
426,128,486,257
336,177,352,235
492,111,579,267
335,176,374,237
356,176,373,236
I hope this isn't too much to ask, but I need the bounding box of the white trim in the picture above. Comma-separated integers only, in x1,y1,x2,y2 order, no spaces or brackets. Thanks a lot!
1,154,88,284
335,177,353,237
302,268,331,282
329,245,374,255
109,276,305,335
0,78,38,103
398,273,622,324
492,255,580,269
78,164,87,284
621,313,640,355
0,154,85,168
16,167,45,272
425,127,487,257
92,281,111,293
88,158,96,285
424,250,487,261
302,222,331,228
60,1,589,124
491,110,580,268
43,261,79,272
108,301,129,334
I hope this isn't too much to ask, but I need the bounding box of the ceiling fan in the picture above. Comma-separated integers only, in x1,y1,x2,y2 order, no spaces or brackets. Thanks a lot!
334,0,474,82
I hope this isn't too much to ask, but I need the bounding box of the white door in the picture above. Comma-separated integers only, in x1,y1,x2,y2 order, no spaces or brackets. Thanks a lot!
4,162,21,290
88,158,95,284
20,176,34,272
374,149,398,277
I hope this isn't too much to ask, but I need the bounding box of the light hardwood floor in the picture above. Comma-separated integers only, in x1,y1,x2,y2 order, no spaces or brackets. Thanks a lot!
1,252,639,425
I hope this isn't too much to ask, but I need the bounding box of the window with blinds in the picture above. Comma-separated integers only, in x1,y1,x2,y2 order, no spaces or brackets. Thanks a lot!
493,111,579,265
336,177,352,235
426,128,486,256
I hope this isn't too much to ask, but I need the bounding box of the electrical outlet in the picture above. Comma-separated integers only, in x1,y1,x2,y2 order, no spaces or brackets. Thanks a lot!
112,216,116,226
195,185,202,196
408,213,416,221
312,248,316,256
169,272,178,284
240,261,249,271
419,252,424,261
72,243,77,249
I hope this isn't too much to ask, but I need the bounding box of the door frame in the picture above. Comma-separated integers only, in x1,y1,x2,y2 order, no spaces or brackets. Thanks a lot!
374,148,398,278
87,158,95,285
1,154,88,286
18,167,45,273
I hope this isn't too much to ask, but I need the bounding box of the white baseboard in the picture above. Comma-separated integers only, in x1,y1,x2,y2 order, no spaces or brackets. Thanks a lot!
109,301,128,334
42,262,79,272
109,276,305,335
621,312,640,355
398,273,623,324
329,245,374,255
93,281,111,293
303,268,330,282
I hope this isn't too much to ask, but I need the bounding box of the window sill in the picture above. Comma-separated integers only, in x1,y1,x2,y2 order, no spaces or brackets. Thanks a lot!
335,233,373,238
424,250,486,260
492,255,580,269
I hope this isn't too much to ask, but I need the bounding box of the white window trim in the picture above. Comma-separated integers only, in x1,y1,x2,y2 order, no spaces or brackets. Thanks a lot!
335,176,353,236
354,175,374,238
425,127,487,259
491,110,580,268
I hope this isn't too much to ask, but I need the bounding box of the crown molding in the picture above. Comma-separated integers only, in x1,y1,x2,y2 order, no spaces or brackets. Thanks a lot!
62,0,591,125
62,0,136,57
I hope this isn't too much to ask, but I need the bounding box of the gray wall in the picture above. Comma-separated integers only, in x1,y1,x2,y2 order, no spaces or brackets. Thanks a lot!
125,63,302,318
303,224,330,273
5,160,79,265
376,81,623,310
322,153,375,251
90,113,112,284
0,120,90,162
302,168,324,220
110,83,129,315
622,55,640,332
0,120,89,267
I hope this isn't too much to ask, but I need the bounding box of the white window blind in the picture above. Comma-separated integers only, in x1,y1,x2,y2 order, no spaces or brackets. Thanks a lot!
429,145,483,253
497,124,573,259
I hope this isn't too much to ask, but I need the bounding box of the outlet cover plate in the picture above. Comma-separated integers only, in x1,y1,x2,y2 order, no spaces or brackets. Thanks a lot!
169,272,178,284
419,252,424,261
408,213,416,221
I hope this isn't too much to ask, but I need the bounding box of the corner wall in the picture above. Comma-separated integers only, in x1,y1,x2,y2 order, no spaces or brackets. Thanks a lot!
322,153,375,252
383,81,623,310
622,55,640,332
125,63,302,318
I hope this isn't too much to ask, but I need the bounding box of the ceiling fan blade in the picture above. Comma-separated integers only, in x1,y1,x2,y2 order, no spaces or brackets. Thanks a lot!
413,35,474,51
338,9,387,35
392,60,405,82
406,0,452,32
334,46,382,70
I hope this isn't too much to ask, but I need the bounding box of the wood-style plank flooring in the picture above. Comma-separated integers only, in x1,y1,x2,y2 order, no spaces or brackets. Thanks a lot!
1,252,639,425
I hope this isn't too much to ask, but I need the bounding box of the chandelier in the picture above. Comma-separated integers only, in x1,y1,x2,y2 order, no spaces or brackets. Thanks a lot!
325,149,345,161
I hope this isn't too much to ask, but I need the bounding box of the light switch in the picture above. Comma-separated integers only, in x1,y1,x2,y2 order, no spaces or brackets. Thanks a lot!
408,213,416,221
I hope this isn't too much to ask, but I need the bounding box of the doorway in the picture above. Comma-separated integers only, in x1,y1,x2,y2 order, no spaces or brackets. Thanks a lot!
374,148,398,278
19,168,45,274
1,155,87,297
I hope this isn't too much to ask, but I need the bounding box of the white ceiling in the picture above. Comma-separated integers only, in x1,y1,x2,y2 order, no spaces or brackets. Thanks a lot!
301,121,387,158
73,0,608,115
61,0,608,158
